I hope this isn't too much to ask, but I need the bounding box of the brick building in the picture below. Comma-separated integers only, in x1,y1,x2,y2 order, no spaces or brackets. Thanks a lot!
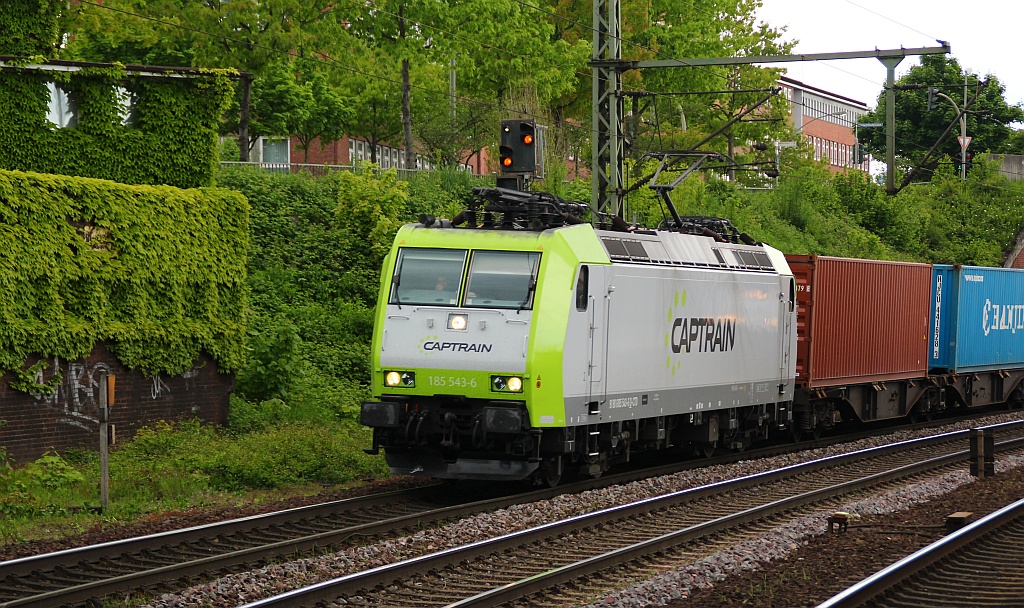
249,135,490,175
0,58,242,463
779,76,870,172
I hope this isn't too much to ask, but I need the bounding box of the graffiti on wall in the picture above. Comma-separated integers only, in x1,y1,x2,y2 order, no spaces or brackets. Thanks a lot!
30,358,203,430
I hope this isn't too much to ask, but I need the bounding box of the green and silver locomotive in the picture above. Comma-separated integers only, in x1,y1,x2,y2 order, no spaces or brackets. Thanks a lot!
361,189,798,484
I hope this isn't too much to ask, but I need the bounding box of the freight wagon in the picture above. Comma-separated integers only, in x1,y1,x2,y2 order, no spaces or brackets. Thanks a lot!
930,265,1024,409
786,255,937,434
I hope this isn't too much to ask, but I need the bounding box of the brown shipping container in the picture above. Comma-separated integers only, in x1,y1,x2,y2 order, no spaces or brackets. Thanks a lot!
786,255,932,388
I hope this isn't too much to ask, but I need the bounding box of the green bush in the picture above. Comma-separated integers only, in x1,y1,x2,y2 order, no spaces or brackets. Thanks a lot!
207,423,386,490
235,314,304,402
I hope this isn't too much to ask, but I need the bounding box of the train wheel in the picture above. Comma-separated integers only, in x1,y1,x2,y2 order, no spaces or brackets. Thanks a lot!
789,425,803,443
910,408,933,424
1010,388,1024,410
539,456,563,488
911,388,940,422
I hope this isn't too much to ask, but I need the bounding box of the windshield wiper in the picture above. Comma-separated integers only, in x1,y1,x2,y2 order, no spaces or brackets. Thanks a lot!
517,256,540,313
517,279,536,313
392,256,404,309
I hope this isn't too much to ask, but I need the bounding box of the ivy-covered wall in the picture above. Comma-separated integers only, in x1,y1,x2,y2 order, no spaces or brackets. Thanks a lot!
0,65,235,189
0,0,62,58
0,169,250,387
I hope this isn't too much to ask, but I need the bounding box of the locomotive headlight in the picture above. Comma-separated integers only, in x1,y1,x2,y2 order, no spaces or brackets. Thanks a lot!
491,375,524,393
447,313,468,331
384,371,415,387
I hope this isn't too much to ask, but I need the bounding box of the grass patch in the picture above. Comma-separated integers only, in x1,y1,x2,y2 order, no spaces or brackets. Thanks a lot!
0,420,388,545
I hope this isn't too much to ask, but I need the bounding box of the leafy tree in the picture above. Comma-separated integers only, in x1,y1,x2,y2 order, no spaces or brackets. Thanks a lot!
338,49,405,165
619,0,792,185
293,70,353,163
246,62,313,157
859,55,1024,174
62,0,354,76
411,63,500,168
1003,129,1024,155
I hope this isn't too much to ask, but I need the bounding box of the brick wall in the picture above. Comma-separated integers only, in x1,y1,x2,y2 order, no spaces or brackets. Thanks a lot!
297,137,348,165
0,343,233,464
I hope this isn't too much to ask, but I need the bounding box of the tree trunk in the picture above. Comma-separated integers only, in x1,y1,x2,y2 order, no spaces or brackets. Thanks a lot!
239,75,252,162
402,57,415,170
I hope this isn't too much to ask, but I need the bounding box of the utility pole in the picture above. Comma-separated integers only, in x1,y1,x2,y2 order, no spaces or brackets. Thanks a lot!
932,81,970,180
450,59,457,120
961,75,969,179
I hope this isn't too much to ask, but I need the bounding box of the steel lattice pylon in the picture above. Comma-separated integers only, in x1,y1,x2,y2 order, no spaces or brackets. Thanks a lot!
590,0,624,216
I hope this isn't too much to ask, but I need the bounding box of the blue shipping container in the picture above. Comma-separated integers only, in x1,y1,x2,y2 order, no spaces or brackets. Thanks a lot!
931,265,1024,372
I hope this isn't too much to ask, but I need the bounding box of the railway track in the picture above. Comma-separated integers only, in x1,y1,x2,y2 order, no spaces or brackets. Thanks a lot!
238,420,1024,608
0,414,1016,608
818,495,1024,608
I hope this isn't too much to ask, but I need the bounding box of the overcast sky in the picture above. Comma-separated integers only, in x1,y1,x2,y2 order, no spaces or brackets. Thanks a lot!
754,0,1023,113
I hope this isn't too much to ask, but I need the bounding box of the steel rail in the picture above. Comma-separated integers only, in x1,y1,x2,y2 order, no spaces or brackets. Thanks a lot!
3,416,1019,608
0,485,443,579
239,424,1024,608
817,495,1024,608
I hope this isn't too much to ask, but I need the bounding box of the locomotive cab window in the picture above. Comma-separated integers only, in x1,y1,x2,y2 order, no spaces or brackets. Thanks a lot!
389,248,467,305
464,251,541,309
575,266,589,311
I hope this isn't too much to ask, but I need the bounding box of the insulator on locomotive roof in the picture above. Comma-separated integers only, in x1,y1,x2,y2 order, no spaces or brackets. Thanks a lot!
418,213,436,227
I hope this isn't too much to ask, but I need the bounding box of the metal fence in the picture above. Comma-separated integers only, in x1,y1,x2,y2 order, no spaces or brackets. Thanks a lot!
219,161,488,180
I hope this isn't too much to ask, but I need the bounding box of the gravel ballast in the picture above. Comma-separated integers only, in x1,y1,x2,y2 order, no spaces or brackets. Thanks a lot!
140,412,1024,608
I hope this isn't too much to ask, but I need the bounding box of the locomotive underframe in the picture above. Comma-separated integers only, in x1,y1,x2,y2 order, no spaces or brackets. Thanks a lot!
363,395,794,482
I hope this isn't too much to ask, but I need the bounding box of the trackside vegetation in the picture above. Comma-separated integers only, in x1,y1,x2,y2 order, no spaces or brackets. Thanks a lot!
0,170,249,384
3,154,1024,544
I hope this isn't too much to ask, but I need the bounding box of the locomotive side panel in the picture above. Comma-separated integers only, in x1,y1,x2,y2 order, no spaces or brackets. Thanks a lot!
579,264,792,423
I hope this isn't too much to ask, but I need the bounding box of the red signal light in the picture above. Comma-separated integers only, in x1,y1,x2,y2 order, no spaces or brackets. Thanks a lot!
502,157,513,167
522,134,534,145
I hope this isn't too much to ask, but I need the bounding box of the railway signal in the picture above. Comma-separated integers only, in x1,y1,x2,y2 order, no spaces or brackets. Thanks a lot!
500,120,537,173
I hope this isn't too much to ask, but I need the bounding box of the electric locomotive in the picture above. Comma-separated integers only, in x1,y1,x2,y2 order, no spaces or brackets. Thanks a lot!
361,188,798,484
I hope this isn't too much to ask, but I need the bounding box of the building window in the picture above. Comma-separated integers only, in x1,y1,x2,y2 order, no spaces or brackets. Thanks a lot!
348,139,355,164
46,82,77,128
261,137,289,163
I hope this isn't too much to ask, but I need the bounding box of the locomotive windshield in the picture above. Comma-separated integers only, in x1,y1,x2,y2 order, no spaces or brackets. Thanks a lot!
389,248,467,305
388,248,540,309
465,251,541,310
